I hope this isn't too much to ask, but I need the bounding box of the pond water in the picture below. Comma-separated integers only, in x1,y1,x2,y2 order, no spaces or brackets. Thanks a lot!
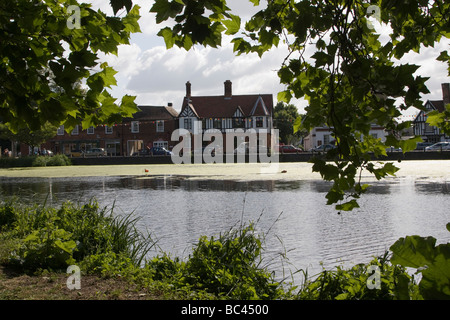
1,162,449,284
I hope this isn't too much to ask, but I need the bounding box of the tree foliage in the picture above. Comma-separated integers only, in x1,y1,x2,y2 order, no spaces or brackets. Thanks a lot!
0,0,141,134
139,0,450,210
0,122,57,150
273,102,303,144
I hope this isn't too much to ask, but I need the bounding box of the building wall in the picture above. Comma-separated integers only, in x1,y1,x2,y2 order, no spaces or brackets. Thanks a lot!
23,118,178,156
304,126,386,150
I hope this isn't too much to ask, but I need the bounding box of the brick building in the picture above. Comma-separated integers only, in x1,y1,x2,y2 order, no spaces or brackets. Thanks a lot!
26,105,179,156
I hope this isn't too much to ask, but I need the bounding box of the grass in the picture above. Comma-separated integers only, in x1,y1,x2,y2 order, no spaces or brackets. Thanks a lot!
0,199,286,300
0,265,158,300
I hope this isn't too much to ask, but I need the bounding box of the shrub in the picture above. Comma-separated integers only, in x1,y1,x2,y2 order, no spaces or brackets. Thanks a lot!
1,200,155,273
32,154,71,167
146,223,285,299
11,225,77,271
0,156,34,168
297,253,419,300
46,154,71,166
0,202,16,230
389,223,450,300
0,154,71,168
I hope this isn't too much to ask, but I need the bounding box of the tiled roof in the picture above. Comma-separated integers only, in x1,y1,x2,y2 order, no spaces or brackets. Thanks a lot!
130,106,179,120
428,100,445,113
180,94,273,118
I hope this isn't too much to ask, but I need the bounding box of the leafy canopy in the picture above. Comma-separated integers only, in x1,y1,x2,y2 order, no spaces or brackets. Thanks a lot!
139,0,450,210
0,0,141,133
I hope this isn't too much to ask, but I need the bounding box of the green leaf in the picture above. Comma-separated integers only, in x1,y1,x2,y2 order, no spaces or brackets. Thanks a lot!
120,95,139,117
311,51,332,68
399,136,422,153
55,239,77,253
223,14,241,35
420,245,450,299
100,66,118,88
426,110,446,127
110,0,133,15
158,27,176,49
390,235,437,269
151,0,183,24
293,116,302,134
123,5,141,33
277,90,292,103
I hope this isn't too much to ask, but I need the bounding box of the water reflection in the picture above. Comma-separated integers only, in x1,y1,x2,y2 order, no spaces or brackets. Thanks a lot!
414,180,450,194
0,174,448,282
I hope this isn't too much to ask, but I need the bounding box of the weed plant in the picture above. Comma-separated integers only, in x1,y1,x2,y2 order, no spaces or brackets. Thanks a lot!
0,199,155,272
0,198,448,300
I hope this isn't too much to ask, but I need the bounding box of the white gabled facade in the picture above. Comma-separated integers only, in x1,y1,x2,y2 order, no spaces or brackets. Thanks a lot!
303,125,387,151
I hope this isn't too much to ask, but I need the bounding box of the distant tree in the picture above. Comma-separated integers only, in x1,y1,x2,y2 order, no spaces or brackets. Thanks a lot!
0,122,57,154
273,102,303,145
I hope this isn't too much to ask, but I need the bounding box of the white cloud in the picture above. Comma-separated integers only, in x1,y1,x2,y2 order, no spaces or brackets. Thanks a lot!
88,0,449,114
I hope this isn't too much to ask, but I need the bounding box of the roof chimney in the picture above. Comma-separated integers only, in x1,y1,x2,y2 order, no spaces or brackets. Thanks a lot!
442,83,450,105
224,80,232,99
186,81,191,98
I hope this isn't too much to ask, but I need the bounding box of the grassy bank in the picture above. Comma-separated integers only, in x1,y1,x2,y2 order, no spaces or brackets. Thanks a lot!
0,199,448,300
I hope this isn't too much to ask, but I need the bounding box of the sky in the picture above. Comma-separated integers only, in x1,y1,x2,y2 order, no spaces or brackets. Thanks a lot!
91,0,449,121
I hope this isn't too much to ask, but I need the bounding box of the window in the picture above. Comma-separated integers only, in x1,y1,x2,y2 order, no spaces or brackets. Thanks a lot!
256,117,264,128
105,126,113,134
71,125,79,135
323,134,330,145
184,118,192,130
233,118,245,128
156,120,164,132
213,118,222,129
87,126,94,135
131,121,139,133
57,125,64,136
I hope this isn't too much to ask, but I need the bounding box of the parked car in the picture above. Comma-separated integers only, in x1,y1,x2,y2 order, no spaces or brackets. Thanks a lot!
279,145,303,154
149,147,173,156
70,150,83,157
385,146,403,152
134,148,151,156
425,142,450,151
310,144,335,152
84,148,107,157
41,149,53,156
415,142,434,150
